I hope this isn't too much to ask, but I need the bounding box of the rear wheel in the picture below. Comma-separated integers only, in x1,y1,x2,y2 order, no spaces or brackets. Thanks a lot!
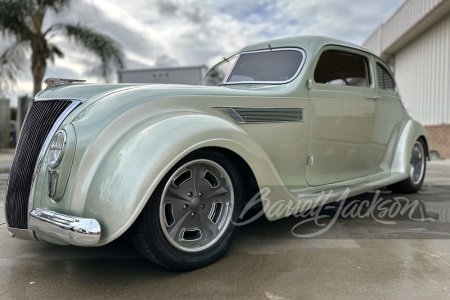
130,150,244,270
389,139,427,194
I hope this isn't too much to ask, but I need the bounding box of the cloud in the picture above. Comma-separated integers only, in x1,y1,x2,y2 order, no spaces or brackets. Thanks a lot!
156,0,178,16
1,0,404,105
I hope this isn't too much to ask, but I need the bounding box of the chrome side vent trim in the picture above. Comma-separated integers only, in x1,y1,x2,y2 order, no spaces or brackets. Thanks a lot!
216,107,303,123
218,107,245,123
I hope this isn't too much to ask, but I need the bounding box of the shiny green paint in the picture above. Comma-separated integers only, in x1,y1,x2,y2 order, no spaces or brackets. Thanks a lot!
306,45,409,186
31,36,429,246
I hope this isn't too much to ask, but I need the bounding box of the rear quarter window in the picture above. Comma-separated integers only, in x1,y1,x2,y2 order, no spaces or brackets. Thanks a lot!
376,63,396,92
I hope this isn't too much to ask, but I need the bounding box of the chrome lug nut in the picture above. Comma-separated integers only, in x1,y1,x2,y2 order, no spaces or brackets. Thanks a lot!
191,212,196,217
188,192,193,197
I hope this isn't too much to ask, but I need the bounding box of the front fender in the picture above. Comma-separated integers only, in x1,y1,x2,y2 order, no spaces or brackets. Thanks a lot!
72,110,286,245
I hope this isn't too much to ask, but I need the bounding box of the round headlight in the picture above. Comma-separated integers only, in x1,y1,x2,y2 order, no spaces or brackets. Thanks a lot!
48,130,67,168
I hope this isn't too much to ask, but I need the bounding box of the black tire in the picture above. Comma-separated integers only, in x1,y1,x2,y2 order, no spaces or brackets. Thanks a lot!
129,149,244,270
389,139,427,194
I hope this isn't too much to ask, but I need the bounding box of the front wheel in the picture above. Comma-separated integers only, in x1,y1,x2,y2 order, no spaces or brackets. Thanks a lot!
130,150,244,270
389,139,427,194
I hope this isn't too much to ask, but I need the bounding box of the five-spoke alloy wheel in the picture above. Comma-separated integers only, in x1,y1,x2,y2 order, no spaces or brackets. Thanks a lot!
409,141,425,185
130,150,244,270
160,159,234,252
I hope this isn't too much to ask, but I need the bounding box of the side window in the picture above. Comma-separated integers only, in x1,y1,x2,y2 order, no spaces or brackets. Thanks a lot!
314,51,370,87
376,63,396,92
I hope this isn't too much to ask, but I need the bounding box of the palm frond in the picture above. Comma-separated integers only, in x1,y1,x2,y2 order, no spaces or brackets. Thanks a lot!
0,40,29,91
0,0,35,41
37,0,73,13
58,23,124,80
47,43,64,63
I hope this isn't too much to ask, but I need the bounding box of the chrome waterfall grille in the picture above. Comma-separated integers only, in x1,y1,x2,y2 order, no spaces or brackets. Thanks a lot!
6,100,73,229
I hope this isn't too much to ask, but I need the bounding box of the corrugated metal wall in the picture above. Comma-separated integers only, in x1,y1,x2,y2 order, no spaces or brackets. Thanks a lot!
382,0,443,52
394,14,450,125
364,0,450,126
364,0,445,57
364,27,382,56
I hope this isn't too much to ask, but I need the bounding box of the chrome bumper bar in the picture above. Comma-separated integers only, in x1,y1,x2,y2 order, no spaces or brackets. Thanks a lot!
27,208,101,246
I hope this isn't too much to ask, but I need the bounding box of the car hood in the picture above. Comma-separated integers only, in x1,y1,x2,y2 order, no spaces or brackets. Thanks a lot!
36,83,201,101
35,82,291,103
35,83,296,142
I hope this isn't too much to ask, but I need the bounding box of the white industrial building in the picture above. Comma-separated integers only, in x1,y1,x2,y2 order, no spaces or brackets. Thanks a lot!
364,0,450,158
118,65,207,85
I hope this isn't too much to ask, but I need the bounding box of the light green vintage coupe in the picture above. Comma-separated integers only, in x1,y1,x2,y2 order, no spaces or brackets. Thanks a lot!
6,36,428,269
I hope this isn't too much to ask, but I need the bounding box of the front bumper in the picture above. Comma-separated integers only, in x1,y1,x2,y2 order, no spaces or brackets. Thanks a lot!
20,208,102,246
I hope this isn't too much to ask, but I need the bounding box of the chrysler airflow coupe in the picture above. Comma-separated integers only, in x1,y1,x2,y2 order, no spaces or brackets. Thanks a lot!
5,36,428,269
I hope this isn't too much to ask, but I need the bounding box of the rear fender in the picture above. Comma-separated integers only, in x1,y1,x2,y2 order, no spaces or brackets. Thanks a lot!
391,119,429,175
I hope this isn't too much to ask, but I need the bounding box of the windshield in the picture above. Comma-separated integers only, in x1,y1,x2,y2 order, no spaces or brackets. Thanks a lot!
201,55,237,86
201,48,305,86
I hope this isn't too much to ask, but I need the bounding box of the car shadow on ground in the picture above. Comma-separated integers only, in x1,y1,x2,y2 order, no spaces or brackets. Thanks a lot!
1,184,450,298
9,185,450,266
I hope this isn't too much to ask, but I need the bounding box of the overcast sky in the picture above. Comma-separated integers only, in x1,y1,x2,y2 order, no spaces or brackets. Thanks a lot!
2,0,404,106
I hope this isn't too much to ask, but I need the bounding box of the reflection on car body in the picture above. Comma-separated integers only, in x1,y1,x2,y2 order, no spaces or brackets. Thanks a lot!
6,36,428,270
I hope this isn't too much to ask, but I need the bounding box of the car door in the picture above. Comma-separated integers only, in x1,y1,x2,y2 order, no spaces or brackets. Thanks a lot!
306,47,379,186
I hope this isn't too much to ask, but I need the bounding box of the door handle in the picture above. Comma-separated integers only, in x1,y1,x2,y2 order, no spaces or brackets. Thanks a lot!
366,96,381,100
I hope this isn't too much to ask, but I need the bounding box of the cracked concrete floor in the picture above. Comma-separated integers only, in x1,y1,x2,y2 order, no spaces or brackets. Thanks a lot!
1,161,450,299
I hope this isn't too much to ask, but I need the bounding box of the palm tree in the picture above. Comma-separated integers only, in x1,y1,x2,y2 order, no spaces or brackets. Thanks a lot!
0,0,124,96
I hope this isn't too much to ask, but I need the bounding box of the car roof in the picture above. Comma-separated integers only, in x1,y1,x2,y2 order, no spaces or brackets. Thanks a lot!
239,35,371,56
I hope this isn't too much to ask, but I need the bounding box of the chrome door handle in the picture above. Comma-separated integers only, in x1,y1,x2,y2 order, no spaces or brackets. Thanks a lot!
366,96,381,100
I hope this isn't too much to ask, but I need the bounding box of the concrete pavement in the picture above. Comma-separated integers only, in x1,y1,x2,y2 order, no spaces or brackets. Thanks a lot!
1,161,450,299
0,148,13,173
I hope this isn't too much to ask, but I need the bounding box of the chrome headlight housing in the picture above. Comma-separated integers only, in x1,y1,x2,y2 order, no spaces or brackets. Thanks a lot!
48,130,67,169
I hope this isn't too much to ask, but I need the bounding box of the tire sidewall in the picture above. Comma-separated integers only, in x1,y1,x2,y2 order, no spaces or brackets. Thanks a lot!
142,150,244,269
408,139,427,190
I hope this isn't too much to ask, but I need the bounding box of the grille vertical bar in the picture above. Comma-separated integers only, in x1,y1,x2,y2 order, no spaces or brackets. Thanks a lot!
6,100,73,229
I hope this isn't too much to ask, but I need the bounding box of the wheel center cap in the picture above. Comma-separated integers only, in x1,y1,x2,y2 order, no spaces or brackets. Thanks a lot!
191,197,201,209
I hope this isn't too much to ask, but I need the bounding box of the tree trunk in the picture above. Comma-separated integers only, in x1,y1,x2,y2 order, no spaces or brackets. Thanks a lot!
31,52,46,96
